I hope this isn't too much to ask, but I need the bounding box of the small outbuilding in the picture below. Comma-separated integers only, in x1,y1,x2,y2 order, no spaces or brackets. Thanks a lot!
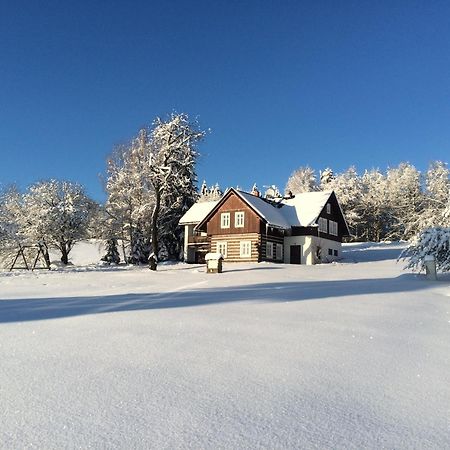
205,252,224,273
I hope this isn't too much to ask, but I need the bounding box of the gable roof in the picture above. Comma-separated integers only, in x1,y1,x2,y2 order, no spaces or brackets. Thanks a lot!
179,200,219,225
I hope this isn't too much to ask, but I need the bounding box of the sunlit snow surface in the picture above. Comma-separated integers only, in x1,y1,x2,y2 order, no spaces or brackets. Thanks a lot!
1,242,449,449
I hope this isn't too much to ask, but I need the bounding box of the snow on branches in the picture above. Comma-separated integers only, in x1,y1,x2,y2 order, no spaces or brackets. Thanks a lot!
401,227,450,273
104,113,205,265
0,180,96,266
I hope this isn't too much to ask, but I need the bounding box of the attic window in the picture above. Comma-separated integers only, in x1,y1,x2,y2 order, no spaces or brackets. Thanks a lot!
220,212,230,228
329,220,338,236
235,211,245,228
318,217,328,233
326,203,331,214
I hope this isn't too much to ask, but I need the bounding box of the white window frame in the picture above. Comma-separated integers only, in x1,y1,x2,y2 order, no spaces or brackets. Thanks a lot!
329,220,338,236
217,241,228,257
240,240,252,258
318,217,328,233
220,212,230,229
326,203,331,214
276,243,283,260
266,242,273,259
235,211,245,228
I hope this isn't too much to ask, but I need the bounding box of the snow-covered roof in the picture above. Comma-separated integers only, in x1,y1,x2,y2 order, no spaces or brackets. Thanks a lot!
279,191,333,227
237,190,291,229
179,200,219,224
184,189,336,230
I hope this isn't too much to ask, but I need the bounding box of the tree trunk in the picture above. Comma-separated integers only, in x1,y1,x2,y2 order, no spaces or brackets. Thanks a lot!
42,241,51,267
60,243,69,265
150,187,161,271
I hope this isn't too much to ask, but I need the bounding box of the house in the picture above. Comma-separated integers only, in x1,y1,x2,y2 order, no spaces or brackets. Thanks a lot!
179,188,350,265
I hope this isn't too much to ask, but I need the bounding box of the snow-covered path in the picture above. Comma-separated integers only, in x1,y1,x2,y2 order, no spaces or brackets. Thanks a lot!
1,243,449,449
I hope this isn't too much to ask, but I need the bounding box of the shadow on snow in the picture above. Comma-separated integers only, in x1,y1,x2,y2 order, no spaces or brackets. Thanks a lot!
0,273,434,323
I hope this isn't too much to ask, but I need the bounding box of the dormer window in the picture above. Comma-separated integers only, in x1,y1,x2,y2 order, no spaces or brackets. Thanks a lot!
326,203,331,214
235,211,245,228
220,212,230,228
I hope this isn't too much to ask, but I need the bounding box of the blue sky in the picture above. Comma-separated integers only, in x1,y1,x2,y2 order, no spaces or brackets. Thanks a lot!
1,0,449,201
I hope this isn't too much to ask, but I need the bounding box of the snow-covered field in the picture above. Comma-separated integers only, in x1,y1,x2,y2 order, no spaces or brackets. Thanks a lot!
1,242,449,449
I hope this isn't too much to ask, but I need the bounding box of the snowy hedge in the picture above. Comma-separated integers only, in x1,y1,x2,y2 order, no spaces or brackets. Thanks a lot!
401,227,450,272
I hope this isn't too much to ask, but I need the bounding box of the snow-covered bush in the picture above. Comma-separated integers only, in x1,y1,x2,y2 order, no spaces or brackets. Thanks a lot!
401,227,450,272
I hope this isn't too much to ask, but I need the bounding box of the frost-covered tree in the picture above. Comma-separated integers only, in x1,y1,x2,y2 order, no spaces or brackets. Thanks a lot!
420,161,450,228
148,113,204,265
401,227,450,272
104,113,204,266
319,167,335,188
0,186,28,266
327,166,363,238
0,186,23,245
385,163,423,239
101,238,121,264
198,181,223,202
22,180,95,264
359,169,389,241
105,131,154,264
285,166,317,194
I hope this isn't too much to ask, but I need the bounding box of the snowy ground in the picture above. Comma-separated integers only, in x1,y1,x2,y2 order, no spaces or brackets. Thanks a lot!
0,242,449,449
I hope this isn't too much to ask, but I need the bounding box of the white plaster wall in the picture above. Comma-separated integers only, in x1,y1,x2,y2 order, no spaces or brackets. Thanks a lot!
284,236,342,265
284,236,315,265
312,237,342,263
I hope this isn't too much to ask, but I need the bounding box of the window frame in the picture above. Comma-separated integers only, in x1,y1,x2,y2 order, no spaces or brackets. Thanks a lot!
329,220,338,236
220,212,230,229
266,242,274,259
318,217,328,233
240,240,252,258
217,241,228,257
326,203,331,214
235,211,245,228
276,243,283,261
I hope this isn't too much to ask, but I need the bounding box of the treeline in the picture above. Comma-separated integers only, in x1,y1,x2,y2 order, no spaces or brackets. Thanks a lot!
285,162,449,241
0,113,203,268
1,115,448,268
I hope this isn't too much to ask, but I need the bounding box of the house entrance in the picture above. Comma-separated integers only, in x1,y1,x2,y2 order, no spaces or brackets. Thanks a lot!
290,245,302,264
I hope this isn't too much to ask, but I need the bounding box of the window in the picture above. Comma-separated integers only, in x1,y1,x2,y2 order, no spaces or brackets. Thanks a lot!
318,217,328,233
326,203,331,214
328,248,333,256
217,241,227,257
220,212,230,229
334,250,338,257
240,240,252,258
235,211,245,228
276,243,283,260
329,220,338,236
266,242,273,259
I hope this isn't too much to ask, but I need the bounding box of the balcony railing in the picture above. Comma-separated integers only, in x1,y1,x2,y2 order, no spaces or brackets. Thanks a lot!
188,235,209,244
